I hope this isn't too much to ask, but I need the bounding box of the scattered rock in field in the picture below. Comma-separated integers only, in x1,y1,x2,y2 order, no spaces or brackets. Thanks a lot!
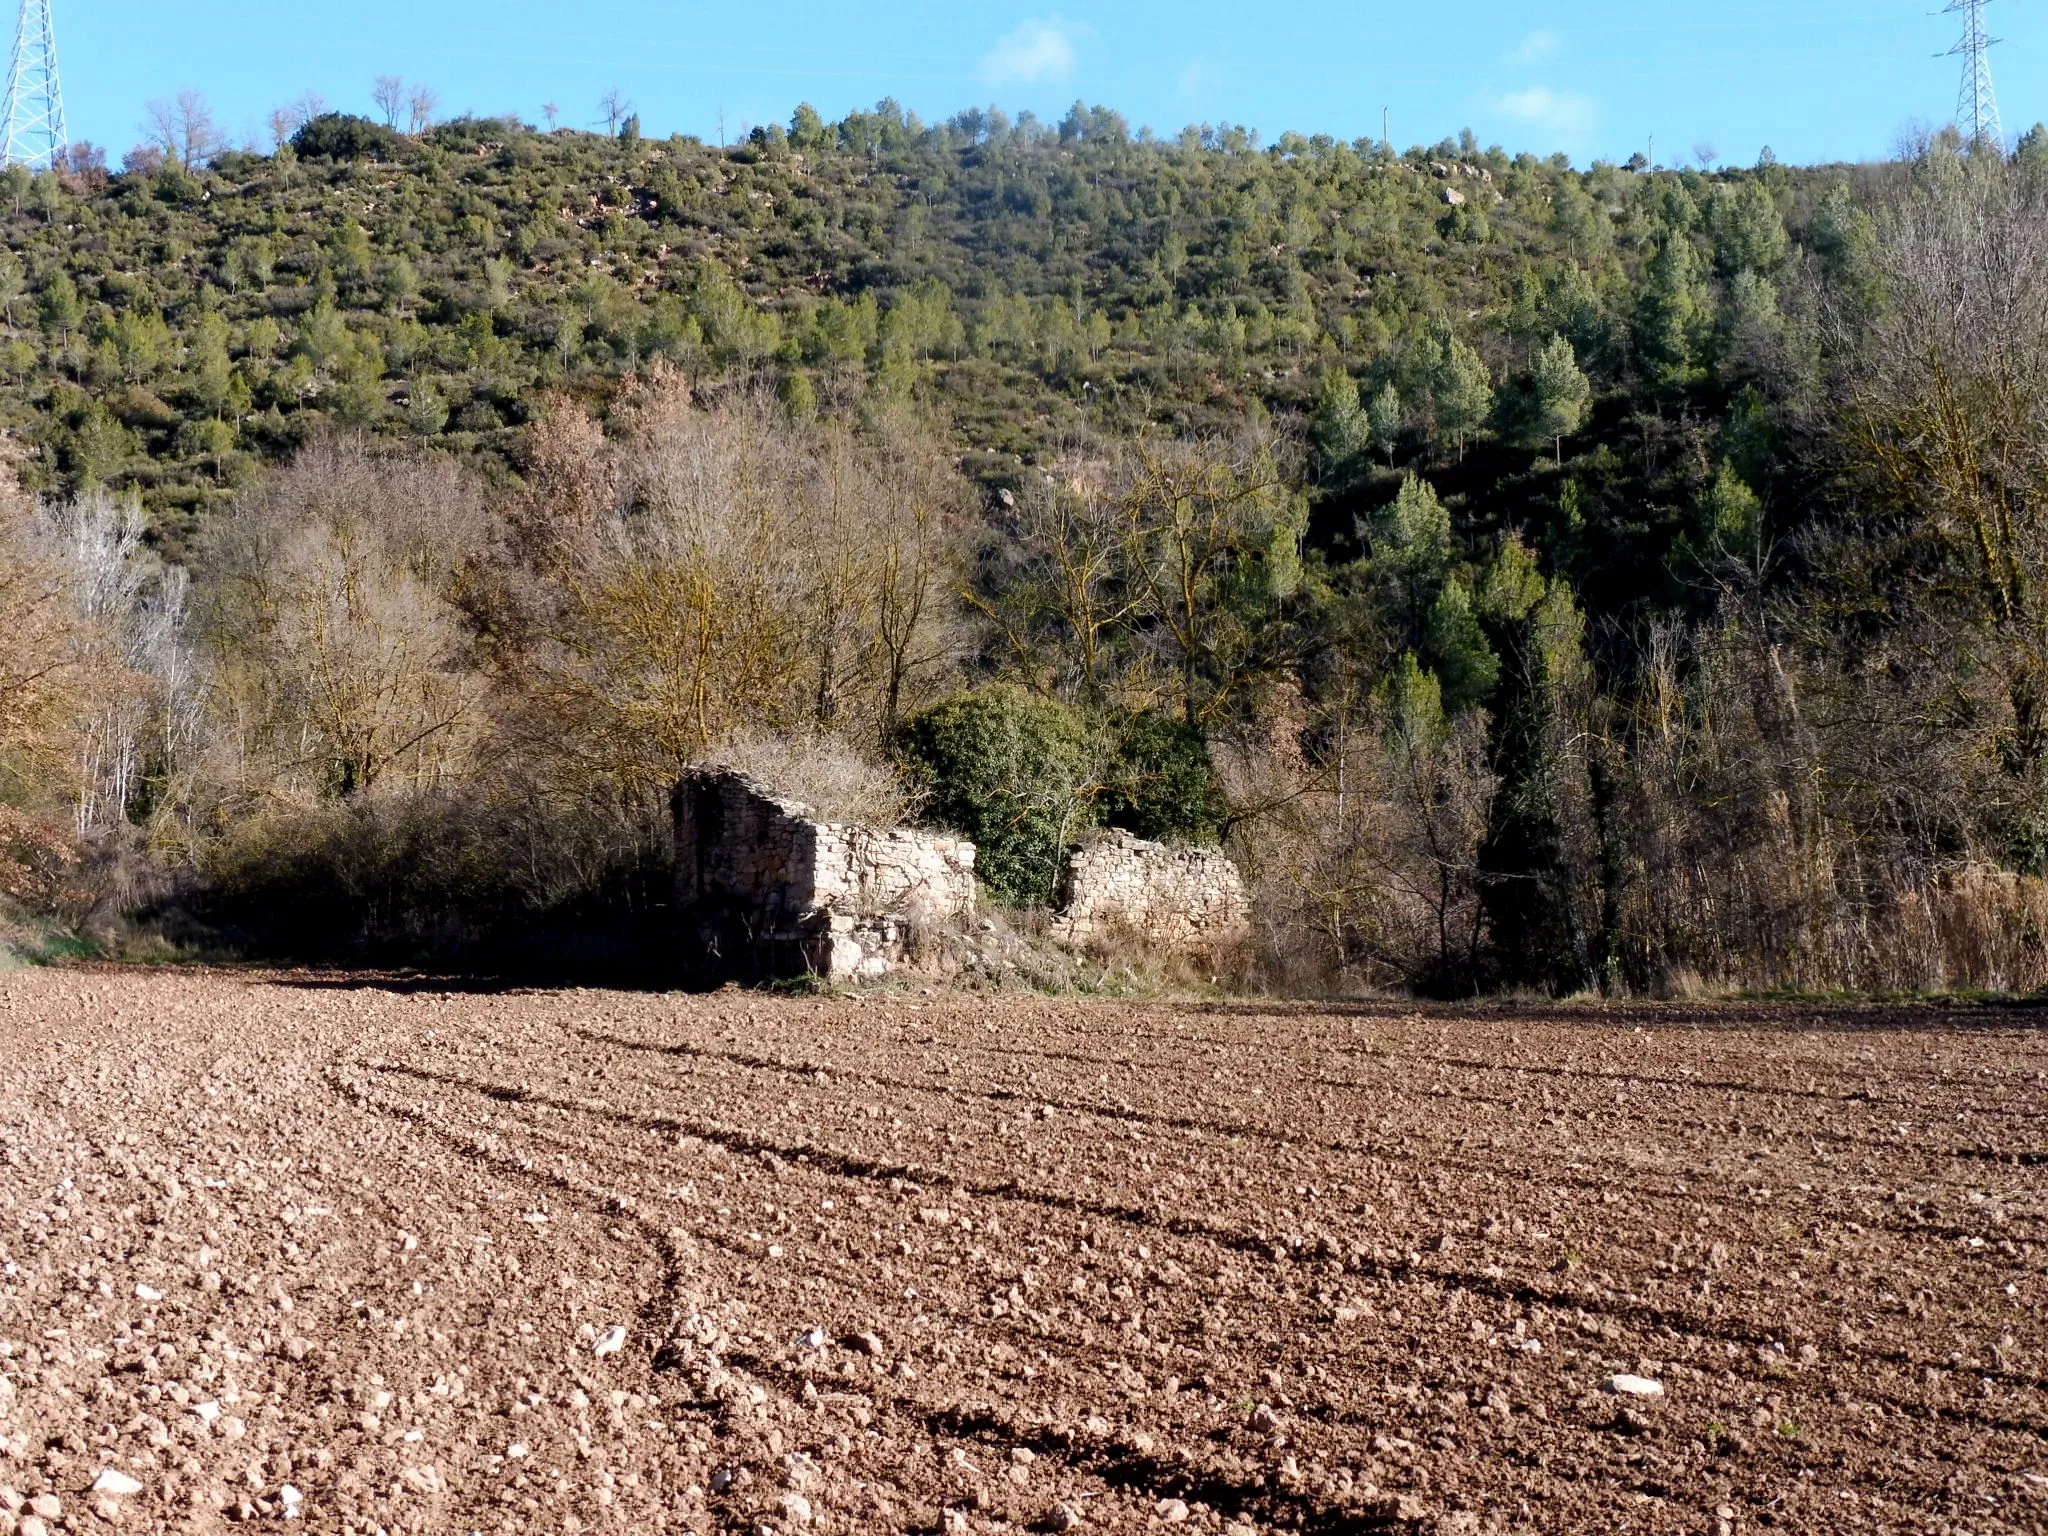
0,1488,19,1513
1040,1503,1084,1532
1606,1374,1665,1399
19,1516,49,1536
797,1327,828,1349
1249,1402,1281,1431
133,1283,162,1303
90,1470,144,1497
25,1497,59,1522
280,1483,303,1518
1155,1498,1190,1522
779,1492,814,1524
192,1401,221,1426
710,1466,738,1493
593,1324,627,1358
850,1331,885,1356
1010,1447,1036,1465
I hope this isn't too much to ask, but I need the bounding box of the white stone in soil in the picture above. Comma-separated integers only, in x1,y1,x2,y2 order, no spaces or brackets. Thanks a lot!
1606,1374,1665,1398
593,1325,627,1358
90,1471,143,1497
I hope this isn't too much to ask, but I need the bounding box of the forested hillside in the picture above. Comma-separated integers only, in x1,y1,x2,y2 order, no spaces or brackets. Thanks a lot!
5,99,2048,996
7,105,1873,541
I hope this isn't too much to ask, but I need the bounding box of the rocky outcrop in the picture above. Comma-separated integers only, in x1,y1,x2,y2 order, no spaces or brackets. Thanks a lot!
1050,830,1250,956
672,769,976,981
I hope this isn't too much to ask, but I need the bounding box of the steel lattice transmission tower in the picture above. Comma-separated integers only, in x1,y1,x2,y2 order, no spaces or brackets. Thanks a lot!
0,0,64,169
1943,0,2004,147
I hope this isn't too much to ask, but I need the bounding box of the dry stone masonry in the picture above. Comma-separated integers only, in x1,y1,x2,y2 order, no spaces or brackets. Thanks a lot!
672,769,977,981
673,769,1251,980
1051,829,1250,956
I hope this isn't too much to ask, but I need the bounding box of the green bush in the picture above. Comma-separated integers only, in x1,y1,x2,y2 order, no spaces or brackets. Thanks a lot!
893,685,1101,906
1100,713,1227,845
291,114,404,162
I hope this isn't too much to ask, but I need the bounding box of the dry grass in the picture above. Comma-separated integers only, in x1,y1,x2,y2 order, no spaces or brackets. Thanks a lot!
703,729,919,829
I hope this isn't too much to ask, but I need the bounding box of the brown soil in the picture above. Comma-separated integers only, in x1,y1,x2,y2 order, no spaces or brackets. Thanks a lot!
0,972,2044,1536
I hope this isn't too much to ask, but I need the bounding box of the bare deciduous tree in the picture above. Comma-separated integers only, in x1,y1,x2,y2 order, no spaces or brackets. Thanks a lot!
200,440,493,802
266,92,328,150
971,428,1314,726
406,84,438,136
598,88,632,137
515,381,967,792
30,492,199,836
371,75,406,129
0,478,77,799
141,90,224,167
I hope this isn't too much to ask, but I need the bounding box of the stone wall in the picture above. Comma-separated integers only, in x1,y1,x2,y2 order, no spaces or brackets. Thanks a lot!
673,769,977,981
1050,830,1250,955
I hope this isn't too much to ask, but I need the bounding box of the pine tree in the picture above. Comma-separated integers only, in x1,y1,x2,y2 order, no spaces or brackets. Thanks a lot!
1425,325,1493,460
1368,383,1403,466
1474,537,1596,994
1311,370,1369,485
1526,334,1591,465
1369,473,1452,643
1636,232,1712,393
1709,179,1788,276
1423,576,1499,715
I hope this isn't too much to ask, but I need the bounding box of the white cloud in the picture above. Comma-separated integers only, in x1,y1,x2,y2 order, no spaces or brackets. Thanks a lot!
1510,30,1562,65
980,17,1081,87
1497,86,1598,141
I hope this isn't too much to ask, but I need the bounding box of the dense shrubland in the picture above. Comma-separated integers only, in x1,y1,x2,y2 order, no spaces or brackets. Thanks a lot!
5,100,2048,993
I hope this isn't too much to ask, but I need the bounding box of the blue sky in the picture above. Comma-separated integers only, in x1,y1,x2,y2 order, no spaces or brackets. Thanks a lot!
59,0,2045,167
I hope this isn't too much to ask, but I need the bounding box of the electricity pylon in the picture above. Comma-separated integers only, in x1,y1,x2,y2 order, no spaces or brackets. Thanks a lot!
1,0,63,168
1943,0,2004,148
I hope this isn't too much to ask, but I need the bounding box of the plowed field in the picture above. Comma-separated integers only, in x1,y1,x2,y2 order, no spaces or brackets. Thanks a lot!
0,971,2043,1535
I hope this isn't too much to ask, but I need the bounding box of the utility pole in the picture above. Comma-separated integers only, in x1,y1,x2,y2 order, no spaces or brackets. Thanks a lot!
1,0,64,169
1381,106,1390,157
1943,0,2003,147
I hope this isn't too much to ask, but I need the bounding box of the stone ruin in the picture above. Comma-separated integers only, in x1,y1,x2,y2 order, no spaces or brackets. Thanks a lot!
1051,829,1251,956
672,769,1252,982
672,768,977,981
